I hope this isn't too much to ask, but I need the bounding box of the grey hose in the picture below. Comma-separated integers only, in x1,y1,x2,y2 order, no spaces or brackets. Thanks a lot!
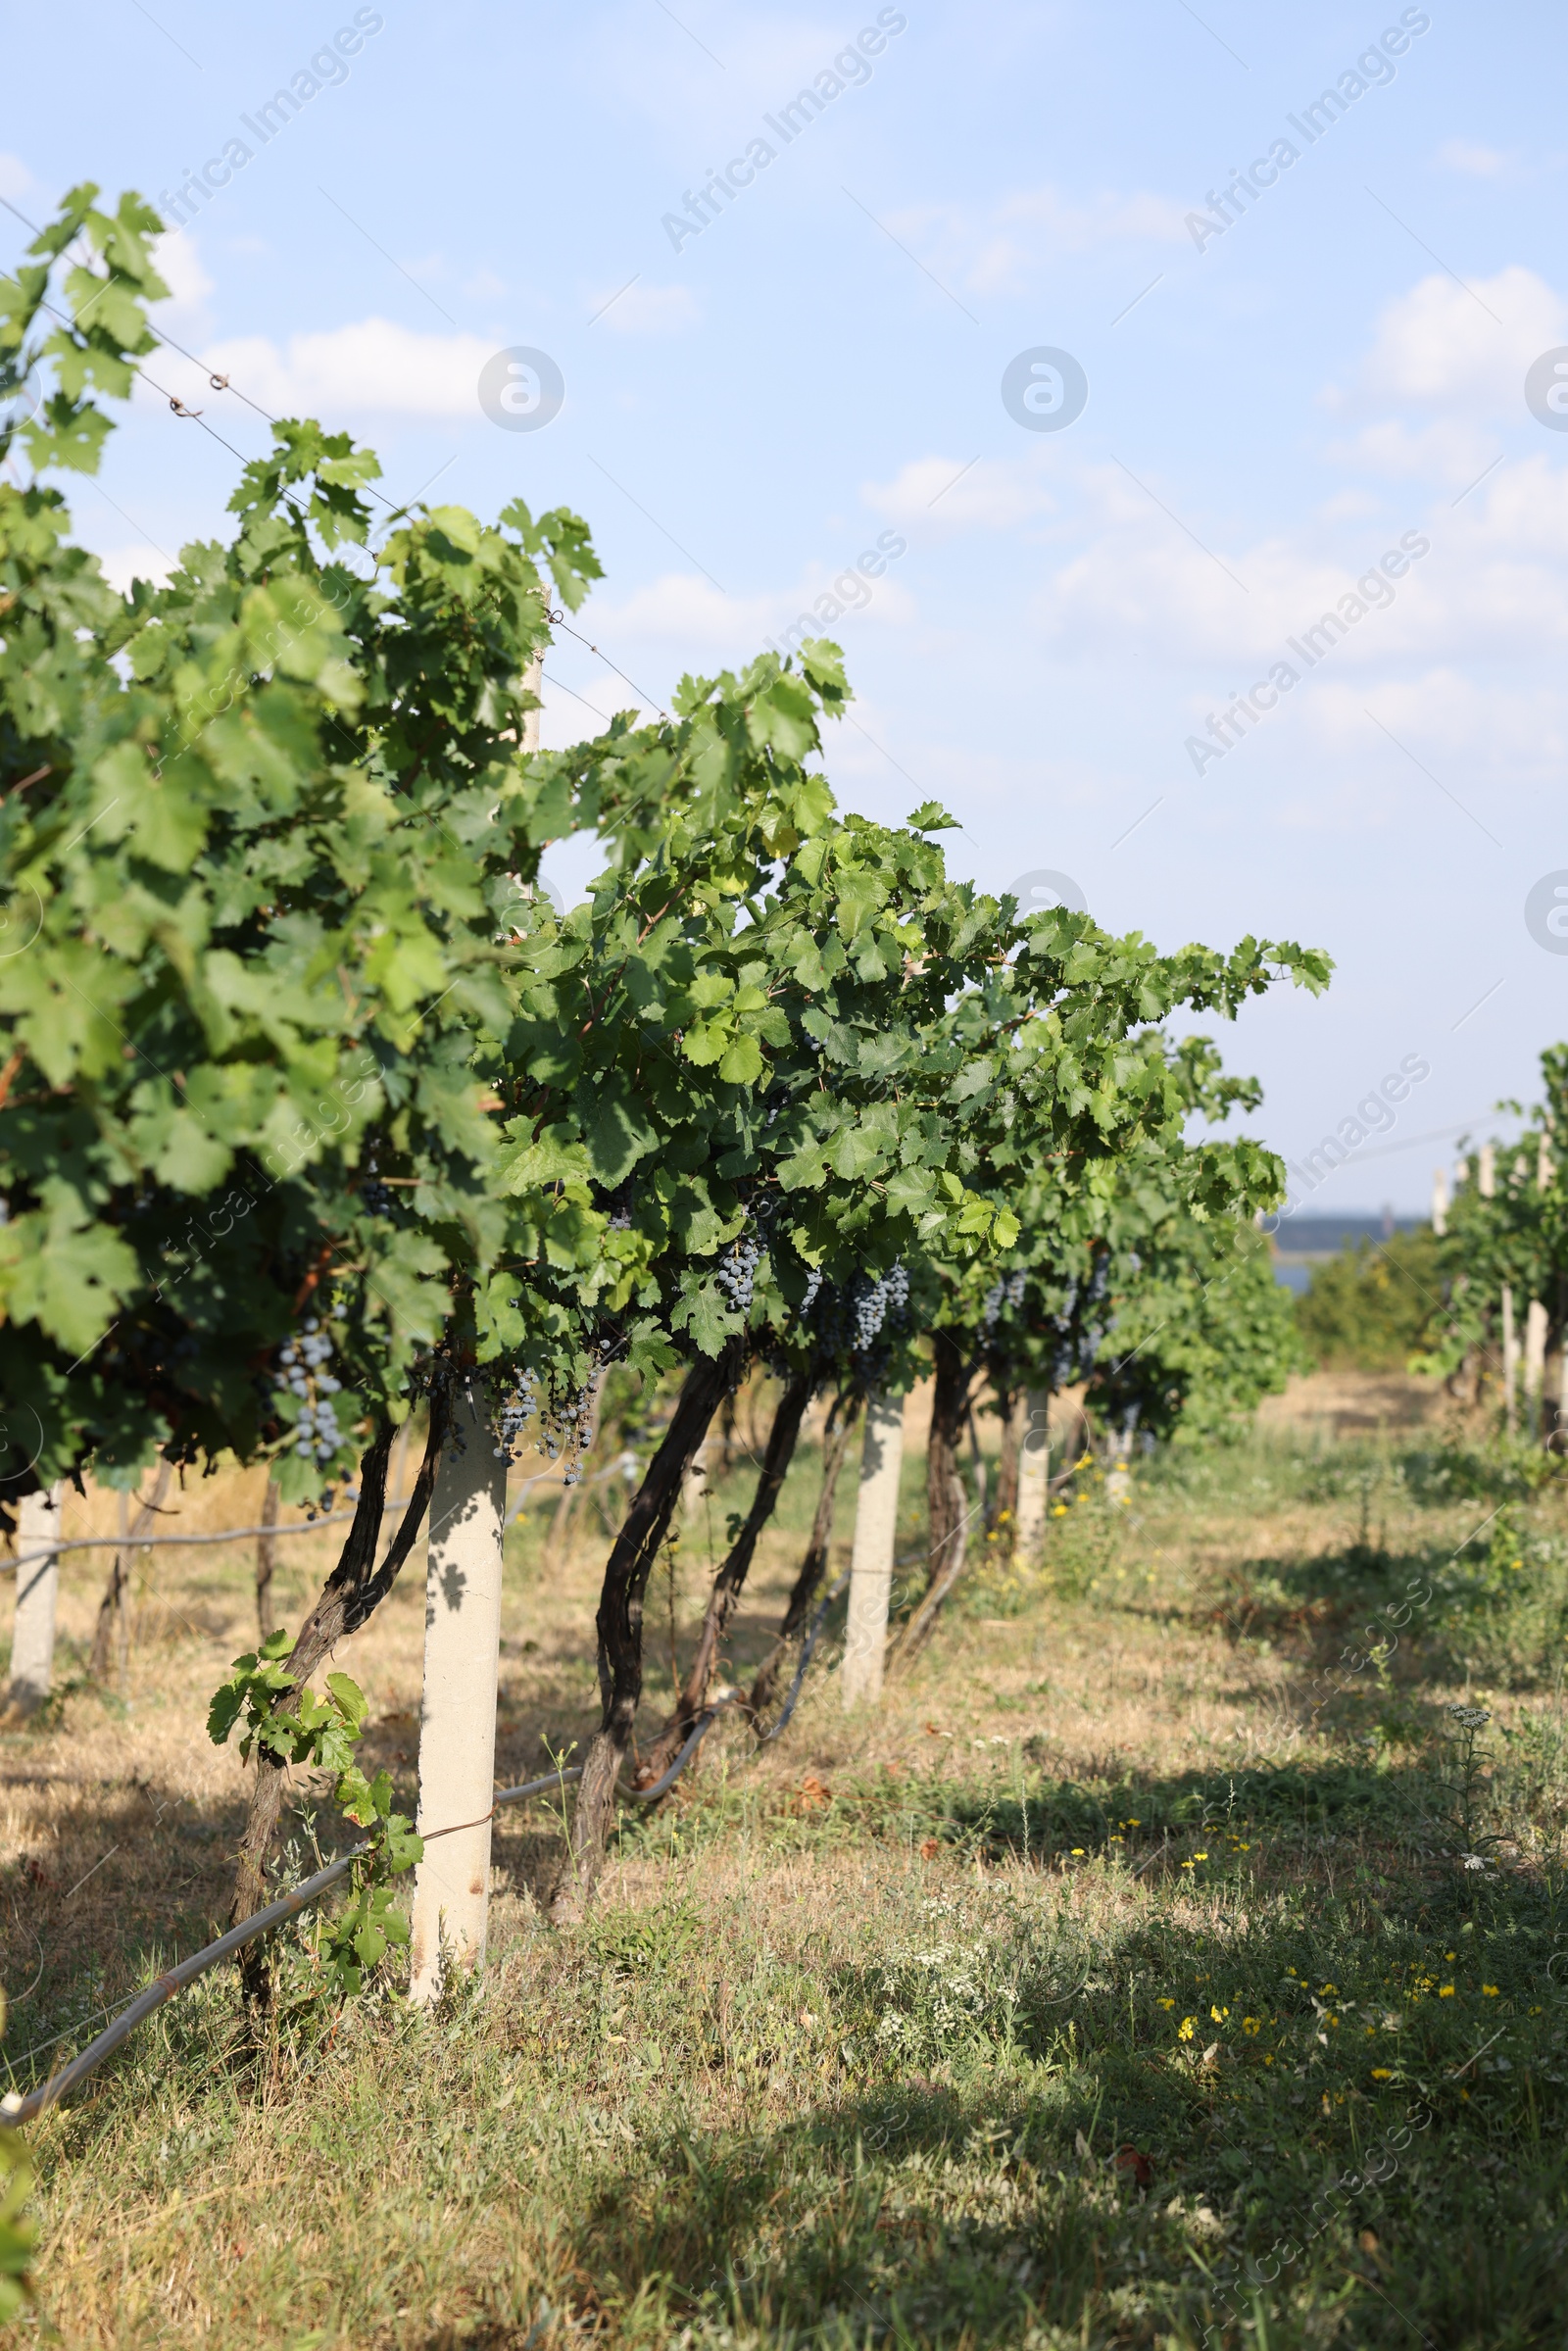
5,1710,727,2127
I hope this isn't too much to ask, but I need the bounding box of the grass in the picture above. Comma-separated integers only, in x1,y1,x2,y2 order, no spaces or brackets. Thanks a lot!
6,1373,1568,2347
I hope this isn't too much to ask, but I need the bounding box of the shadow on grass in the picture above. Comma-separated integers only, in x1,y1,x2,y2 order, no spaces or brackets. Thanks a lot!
561,1851,1568,2350
1202,1521,1568,1701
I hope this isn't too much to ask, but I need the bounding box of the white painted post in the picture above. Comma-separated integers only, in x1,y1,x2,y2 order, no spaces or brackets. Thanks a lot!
681,1436,710,1524
1432,1168,1447,1236
842,1391,906,1708
1106,1425,1134,1506
8,1487,63,1716
1013,1388,1051,1559
1502,1285,1518,1436
409,1396,508,2003
520,648,543,756
1526,1298,1547,1439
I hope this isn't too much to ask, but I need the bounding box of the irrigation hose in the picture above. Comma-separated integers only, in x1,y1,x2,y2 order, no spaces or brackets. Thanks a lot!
752,1568,851,1746
4,1706,729,2127
6,1573,853,2129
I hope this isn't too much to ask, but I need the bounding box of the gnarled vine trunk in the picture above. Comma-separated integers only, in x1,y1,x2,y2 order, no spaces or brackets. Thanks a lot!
555,1344,739,1918
228,1390,451,1975
923,1326,972,1597
749,1389,858,1719
644,1368,812,1777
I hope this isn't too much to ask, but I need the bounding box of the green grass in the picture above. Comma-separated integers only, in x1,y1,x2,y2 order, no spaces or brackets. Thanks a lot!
9,1401,1568,2346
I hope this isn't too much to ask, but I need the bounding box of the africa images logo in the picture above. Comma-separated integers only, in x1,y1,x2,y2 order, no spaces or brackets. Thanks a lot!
1185,530,1430,776
1183,10,1432,255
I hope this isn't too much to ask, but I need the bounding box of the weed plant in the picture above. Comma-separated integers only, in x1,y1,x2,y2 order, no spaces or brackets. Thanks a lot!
6,1389,1568,2346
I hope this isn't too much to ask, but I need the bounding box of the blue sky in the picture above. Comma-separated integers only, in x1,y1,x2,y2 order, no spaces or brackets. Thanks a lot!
6,0,1566,1209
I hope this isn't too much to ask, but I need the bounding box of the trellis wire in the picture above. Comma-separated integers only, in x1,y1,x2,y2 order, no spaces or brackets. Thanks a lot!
3,1703,729,2128
0,1456,632,1580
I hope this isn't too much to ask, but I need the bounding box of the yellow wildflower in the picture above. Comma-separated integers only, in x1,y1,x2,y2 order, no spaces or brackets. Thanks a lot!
1482,1984,1499,1997
1439,1984,1455,1998
1178,2017,1196,2040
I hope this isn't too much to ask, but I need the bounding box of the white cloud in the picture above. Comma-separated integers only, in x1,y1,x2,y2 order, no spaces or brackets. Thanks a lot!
1310,668,1568,774
96,544,173,595
149,229,214,327
879,183,1185,299
1323,417,1500,489
1316,487,1389,521
593,280,701,334
1436,140,1513,177
1334,266,1566,414
184,318,500,416
540,551,918,738
1023,450,1568,671
860,453,1054,532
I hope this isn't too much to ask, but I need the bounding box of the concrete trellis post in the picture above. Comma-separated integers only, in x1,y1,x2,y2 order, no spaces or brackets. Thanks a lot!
1013,1388,1051,1559
409,1396,509,2002
1525,1299,1547,1438
1432,1168,1447,1236
520,648,542,757
8,1487,63,1716
841,1391,906,1708
681,1437,711,1525
1475,1147,1517,1433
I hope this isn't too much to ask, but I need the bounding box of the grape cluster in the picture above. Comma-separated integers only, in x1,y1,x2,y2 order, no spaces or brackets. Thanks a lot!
273,1303,349,1468
606,1181,635,1233
361,1150,394,1217
805,1261,909,1372
1045,1254,1114,1384
856,1261,909,1349
492,1370,540,1462
546,1376,598,1485
980,1268,1028,1334
716,1227,763,1311
486,1360,601,1484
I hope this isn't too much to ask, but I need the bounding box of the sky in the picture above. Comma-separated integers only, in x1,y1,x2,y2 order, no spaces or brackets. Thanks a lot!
4,0,1566,1212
